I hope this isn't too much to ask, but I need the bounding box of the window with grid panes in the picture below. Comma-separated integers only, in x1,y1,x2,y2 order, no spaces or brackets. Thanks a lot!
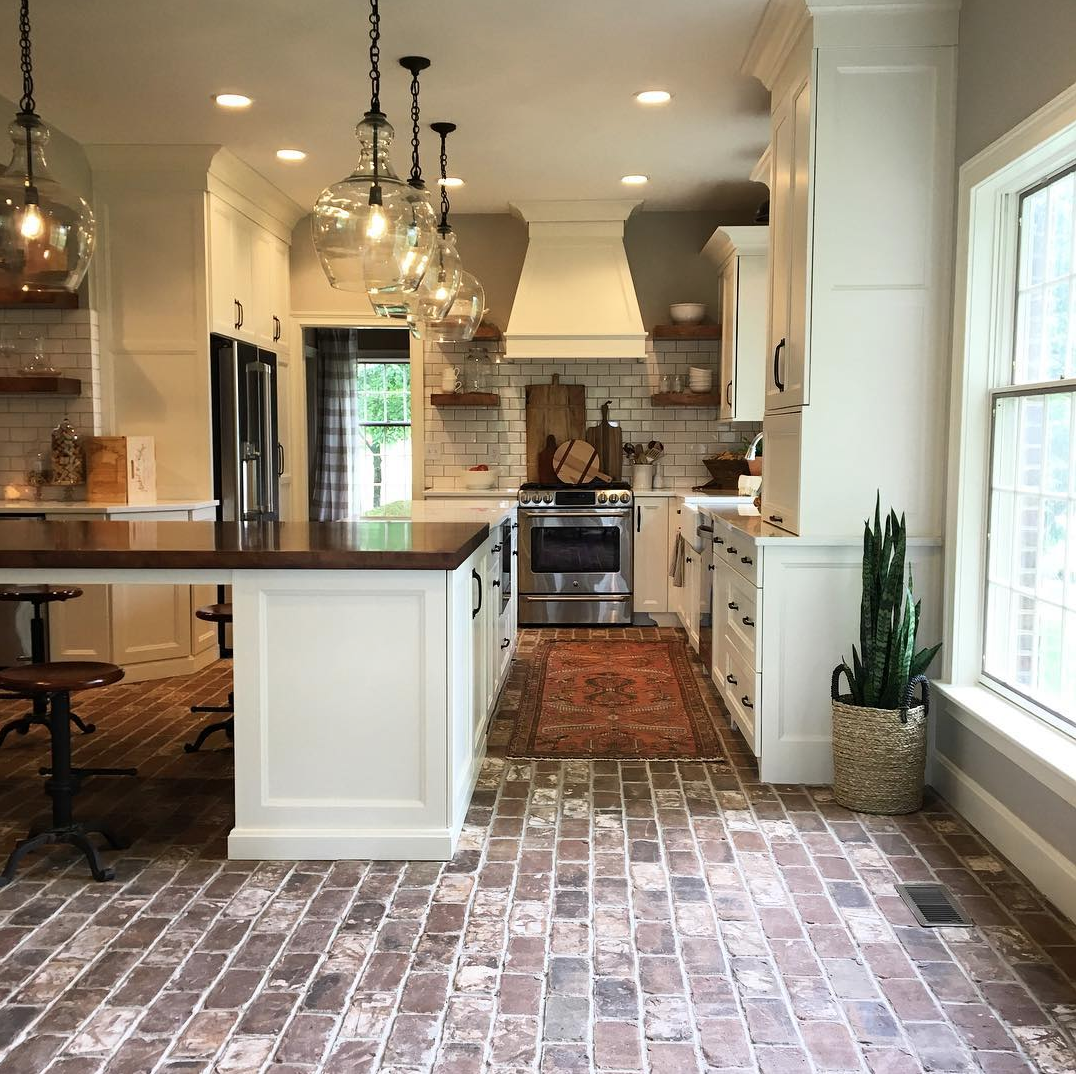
355,359,411,509
984,163,1076,728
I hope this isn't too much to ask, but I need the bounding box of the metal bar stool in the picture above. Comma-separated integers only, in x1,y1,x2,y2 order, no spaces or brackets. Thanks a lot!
185,603,233,753
0,661,136,886
0,586,97,748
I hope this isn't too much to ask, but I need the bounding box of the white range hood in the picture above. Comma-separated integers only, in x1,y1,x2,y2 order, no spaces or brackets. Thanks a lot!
505,200,647,360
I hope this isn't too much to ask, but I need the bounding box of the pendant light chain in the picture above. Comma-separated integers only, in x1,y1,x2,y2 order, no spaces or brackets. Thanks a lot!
438,129,451,230
409,69,422,185
18,0,35,116
367,0,380,114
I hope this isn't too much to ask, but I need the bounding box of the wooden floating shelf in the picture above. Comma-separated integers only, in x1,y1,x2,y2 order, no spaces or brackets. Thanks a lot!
431,392,501,407
651,323,721,340
0,291,79,310
472,322,502,342
0,376,81,396
651,391,723,407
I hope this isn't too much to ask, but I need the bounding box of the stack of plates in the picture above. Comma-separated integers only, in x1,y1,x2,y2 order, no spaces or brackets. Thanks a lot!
688,366,713,394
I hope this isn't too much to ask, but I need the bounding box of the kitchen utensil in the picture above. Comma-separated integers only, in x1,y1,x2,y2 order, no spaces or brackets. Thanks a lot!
631,462,654,490
584,400,623,480
461,467,497,490
669,302,706,324
525,374,586,481
644,440,665,463
552,439,610,485
623,443,636,461
537,434,559,484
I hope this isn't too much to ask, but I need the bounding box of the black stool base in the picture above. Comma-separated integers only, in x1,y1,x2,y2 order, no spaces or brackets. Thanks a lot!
0,822,128,887
185,693,234,753
0,709,95,749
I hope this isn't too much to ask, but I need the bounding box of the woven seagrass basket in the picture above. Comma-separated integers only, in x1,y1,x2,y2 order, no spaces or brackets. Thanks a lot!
830,667,930,815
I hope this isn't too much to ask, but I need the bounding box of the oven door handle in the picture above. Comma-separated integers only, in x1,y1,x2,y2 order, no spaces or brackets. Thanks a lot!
523,594,631,602
518,509,631,519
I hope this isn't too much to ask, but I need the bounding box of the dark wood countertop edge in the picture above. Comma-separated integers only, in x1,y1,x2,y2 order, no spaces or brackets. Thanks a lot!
0,525,490,572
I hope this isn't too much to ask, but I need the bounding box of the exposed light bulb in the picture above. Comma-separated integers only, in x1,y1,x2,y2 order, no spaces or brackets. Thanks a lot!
19,202,44,240
366,204,388,240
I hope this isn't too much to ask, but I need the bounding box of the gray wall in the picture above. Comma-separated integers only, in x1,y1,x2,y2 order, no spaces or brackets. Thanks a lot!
930,0,1076,915
956,0,1076,164
290,207,758,331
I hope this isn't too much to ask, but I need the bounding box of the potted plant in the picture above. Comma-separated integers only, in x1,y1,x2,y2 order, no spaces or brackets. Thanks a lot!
831,498,941,814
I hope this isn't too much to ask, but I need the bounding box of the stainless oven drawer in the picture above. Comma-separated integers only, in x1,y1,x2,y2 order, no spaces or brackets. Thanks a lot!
518,509,632,596
519,594,632,626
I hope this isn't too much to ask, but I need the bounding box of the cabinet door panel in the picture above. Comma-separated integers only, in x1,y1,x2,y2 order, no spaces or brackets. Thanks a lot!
785,73,812,408
761,411,801,535
633,496,669,614
766,101,793,412
49,584,111,662
112,585,192,665
208,197,238,337
720,261,737,421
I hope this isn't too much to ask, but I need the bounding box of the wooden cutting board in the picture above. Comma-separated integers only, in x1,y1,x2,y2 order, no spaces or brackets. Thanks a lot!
552,439,610,485
585,400,623,481
525,375,585,482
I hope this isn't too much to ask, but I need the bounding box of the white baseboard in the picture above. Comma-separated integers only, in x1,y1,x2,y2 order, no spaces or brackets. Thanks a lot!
931,752,1076,922
227,827,457,861
119,645,219,684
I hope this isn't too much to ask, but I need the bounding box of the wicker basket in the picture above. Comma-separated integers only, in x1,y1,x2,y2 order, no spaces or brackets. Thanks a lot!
830,667,930,815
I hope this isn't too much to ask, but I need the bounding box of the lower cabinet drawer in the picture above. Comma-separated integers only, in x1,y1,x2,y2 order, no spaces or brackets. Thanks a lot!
717,645,760,757
722,570,760,671
713,519,759,586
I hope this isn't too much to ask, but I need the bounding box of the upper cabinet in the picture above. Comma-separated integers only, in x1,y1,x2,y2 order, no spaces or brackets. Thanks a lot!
703,225,769,422
209,195,291,354
742,0,958,537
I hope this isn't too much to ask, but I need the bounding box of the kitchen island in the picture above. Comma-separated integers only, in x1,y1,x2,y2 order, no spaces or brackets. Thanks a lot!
0,518,495,861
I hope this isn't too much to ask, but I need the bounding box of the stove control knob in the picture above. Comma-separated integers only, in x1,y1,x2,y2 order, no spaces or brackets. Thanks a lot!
543,493,554,504
597,492,607,504
520,493,530,504
616,492,628,504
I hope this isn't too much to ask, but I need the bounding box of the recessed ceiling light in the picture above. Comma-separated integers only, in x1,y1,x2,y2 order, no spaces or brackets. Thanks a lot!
621,174,649,185
438,177,464,188
276,148,307,162
635,90,671,105
213,93,253,109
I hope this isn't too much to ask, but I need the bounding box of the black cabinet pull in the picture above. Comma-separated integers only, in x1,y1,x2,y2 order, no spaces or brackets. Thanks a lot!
727,547,738,556
769,514,784,524
714,536,724,545
726,380,733,407
685,556,693,564
742,616,755,627
472,569,482,619
698,524,713,535
501,638,511,649
637,505,642,533
273,315,281,341
492,544,502,553
773,337,786,391
741,695,753,709
726,673,738,685
276,443,284,476
492,580,500,588
707,564,714,572
234,299,242,329
728,601,739,611
741,555,753,565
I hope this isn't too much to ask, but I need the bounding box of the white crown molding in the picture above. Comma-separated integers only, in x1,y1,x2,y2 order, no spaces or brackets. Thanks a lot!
703,226,770,268
208,148,305,235
750,144,773,187
509,200,642,225
741,0,810,90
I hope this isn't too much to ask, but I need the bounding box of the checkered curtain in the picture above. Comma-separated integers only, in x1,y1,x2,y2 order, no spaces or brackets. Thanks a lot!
309,329,358,521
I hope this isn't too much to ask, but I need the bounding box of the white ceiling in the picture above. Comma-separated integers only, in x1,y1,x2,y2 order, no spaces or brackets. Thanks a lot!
0,0,772,215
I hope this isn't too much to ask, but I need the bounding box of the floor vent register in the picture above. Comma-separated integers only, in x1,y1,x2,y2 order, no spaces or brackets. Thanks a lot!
896,883,974,927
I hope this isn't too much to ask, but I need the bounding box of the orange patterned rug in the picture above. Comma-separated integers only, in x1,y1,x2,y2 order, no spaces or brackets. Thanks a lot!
506,638,726,760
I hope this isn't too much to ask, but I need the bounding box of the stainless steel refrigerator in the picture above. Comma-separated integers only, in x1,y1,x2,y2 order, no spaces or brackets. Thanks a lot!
211,335,281,523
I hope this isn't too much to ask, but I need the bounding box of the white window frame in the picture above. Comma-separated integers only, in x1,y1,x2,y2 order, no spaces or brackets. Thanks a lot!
944,82,1076,746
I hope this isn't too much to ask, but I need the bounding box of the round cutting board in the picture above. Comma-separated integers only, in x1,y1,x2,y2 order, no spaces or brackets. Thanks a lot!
552,439,610,485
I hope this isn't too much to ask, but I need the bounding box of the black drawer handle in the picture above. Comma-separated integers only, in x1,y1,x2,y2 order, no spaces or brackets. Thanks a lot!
637,505,642,533
501,639,511,649
727,547,738,555
726,673,738,685
492,544,502,552
742,616,755,627
769,514,784,524
773,337,786,391
707,564,714,572
685,556,693,564
728,601,739,611
741,695,754,709
492,580,500,588
713,536,724,545
741,556,753,566
472,570,482,618
726,380,732,407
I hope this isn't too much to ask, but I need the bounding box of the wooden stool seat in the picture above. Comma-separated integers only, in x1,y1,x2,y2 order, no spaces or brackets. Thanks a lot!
195,603,233,624
0,661,125,695
0,585,83,604
0,661,133,887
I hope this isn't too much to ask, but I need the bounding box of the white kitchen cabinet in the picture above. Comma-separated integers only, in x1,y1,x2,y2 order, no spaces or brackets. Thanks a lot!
471,554,489,745
760,410,801,535
209,195,253,338
703,226,769,421
192,584,220,655
633,495,669,614
667,501,686,626
678,503,704,650
251,227,290,353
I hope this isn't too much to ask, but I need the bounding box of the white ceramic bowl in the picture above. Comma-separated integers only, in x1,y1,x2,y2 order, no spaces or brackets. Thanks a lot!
461,468,497,490
669,302,706,324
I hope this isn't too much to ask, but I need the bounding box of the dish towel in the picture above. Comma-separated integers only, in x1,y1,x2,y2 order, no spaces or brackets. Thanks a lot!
669,531,686,588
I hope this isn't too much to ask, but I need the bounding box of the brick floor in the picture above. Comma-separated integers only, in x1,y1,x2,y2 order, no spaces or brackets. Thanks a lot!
0,628,1073,1073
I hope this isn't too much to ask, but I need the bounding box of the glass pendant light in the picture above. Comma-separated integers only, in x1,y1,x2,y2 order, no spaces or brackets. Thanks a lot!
396,119,463,325
417,123,485,343
311,0,436,294
368,57,454,317
0,0,95,296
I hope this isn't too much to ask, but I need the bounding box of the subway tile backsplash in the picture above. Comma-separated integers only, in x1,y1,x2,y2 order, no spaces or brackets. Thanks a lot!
0,308,102,496
424,339,761,489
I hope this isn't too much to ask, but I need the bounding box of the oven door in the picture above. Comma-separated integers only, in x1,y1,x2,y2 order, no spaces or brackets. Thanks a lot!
518,509,632,595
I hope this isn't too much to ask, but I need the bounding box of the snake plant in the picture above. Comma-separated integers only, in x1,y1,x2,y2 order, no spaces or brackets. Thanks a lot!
838,496,941,711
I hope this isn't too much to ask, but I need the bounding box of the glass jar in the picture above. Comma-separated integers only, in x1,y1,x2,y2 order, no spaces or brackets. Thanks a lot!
465,348,489,393
50,418,83,485
25,450,50,495
19,332,57,376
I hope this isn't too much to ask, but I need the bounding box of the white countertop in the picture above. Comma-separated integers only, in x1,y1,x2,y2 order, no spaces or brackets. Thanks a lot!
0,499,219,515
364,498,515,526
701,504,943,546
424,486,752,504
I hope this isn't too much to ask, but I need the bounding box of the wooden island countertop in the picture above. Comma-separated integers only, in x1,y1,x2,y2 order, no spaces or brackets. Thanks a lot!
0,518,490,571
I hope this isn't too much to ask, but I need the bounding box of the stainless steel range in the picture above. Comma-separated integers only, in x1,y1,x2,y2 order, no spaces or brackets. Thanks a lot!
517,482,633,625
